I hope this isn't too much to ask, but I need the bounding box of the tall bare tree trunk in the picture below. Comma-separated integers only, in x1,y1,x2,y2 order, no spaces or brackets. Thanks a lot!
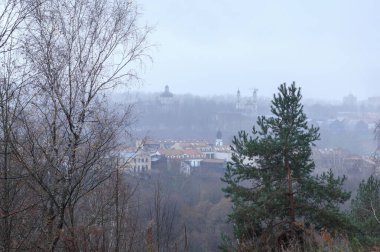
115,159,120,252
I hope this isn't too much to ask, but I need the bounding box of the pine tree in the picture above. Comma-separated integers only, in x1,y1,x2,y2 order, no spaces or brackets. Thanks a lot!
222,82,351,250
351,175,380,244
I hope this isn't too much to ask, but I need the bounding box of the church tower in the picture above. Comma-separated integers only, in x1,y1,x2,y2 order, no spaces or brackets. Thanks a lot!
158,85,174,113
252,88,258,114
236,89,241,110
215,130,223,146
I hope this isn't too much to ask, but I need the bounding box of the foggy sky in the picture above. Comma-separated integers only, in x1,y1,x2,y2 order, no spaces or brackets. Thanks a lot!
135,0,380,101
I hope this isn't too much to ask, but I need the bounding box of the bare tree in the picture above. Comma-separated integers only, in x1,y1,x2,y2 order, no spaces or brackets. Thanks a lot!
113,163,142,252
0,51,31,252
149,180,181,252
0,0,31,51
55,158,142,251
9,0,150,249
0,1,38,250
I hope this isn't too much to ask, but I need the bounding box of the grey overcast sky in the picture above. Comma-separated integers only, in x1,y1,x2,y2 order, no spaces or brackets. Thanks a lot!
135,0,380,100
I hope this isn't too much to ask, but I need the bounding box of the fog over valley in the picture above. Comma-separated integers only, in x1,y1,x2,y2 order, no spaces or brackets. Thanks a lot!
112,88,379,156
1,0,380,251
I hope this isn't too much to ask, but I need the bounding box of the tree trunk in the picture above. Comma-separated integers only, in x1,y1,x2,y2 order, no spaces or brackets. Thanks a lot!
285,157,296,227
115,159,120,252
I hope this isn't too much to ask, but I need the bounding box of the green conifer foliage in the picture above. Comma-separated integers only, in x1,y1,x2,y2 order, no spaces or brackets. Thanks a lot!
222,82,351,250
351,175,380,244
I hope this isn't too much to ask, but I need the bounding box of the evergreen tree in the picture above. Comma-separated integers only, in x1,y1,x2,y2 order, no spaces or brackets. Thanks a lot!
222,82,351,250
351,175,380,244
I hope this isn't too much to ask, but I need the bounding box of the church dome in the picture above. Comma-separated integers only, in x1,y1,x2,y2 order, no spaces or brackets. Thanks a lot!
160,85,173,98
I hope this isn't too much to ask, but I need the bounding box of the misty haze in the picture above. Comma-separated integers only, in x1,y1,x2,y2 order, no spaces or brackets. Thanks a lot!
0,0,379,252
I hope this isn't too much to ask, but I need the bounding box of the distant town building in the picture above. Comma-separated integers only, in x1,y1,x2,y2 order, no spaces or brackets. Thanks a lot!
119,149,151,176
214,145,233,162
236,88,258,116
200,159,226,170
158,148,205,159
366,96,380,109
159,85,174,106
140,138,229,175
215,130,223,146
236,89,241,110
